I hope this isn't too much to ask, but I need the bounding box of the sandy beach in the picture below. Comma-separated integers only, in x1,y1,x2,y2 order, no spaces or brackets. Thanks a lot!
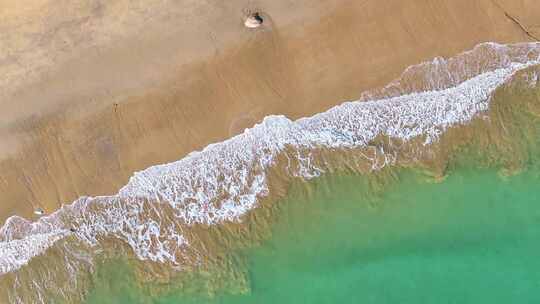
1,0,539,224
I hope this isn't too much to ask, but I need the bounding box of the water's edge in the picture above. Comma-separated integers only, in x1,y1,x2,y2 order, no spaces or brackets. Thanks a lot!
1,42,540,303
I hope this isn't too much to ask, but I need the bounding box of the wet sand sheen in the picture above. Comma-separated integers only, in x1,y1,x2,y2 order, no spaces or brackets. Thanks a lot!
84,165,540,303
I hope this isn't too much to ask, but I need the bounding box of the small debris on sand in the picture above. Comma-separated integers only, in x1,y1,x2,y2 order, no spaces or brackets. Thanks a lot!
244,12,263,28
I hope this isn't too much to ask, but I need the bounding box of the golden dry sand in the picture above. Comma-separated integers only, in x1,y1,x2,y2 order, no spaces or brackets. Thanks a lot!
1,0,539,223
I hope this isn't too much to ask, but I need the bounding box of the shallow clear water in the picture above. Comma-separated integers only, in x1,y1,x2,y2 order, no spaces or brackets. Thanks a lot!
85,161,540,303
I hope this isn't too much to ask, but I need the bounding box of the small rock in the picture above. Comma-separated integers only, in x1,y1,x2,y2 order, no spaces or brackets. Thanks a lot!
244,13,264,28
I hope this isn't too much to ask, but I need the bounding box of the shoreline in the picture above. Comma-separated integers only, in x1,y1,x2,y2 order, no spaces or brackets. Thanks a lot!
0,41,539,303
0,41,538,270
1,0,539,224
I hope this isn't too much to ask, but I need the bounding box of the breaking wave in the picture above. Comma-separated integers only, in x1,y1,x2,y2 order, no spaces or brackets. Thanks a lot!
1,42,540,303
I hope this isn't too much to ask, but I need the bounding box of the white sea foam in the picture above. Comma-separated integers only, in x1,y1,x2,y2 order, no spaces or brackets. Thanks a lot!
0,42,539,277
0,230,68,274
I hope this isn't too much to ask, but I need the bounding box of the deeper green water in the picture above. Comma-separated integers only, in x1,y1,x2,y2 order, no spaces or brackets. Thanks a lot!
86,163,540,304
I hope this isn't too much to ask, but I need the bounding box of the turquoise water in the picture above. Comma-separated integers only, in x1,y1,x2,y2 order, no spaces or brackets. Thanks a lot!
86,163,540,303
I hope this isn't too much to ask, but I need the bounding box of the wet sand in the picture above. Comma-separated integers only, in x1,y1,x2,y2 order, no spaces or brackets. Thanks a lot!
1,0,539,223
